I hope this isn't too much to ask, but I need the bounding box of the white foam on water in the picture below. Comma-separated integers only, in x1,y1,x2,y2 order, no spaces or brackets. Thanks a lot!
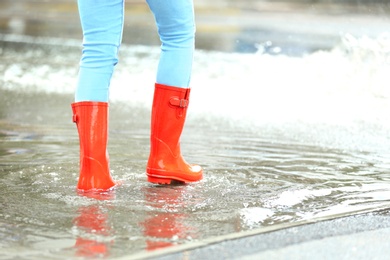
2,33,390,126
188,34,390,127
265,182,390,221
239,207,275,227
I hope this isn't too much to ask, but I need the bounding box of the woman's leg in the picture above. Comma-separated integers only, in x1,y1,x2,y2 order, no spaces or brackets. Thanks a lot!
145,0,202,184
146,0,195,88
75,0,125,102
71,0,124,192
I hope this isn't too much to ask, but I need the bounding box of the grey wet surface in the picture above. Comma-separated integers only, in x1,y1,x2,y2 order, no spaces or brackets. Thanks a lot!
146,209,390,260
2,0,390,259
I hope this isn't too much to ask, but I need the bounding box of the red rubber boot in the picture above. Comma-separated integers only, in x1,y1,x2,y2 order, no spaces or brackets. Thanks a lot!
72,102,116,192
146,83,203,184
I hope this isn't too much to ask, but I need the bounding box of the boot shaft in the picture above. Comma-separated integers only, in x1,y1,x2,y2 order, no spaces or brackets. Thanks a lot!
72,102,109,156
150,83,190,152
72,101,115,191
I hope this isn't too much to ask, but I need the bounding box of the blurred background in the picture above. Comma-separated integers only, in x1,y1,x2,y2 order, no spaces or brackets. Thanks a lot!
2,1,390,259
1,0,390,55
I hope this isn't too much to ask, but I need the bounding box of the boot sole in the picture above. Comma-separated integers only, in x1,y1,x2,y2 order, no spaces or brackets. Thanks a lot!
147,176,175,185
147,174,202,185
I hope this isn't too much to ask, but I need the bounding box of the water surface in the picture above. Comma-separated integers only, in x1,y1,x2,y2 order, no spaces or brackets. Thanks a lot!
1,21,390,259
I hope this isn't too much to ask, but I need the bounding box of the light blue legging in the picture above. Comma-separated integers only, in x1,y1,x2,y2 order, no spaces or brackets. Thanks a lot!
75,0,195,102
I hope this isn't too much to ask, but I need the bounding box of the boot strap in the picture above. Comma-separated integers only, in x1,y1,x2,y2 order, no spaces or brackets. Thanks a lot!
170,97,189,108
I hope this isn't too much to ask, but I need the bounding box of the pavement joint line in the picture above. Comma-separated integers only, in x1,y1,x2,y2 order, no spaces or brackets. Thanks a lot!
118,203,390,260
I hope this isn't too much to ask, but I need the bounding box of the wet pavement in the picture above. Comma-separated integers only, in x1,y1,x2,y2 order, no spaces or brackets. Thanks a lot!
2,0,390,259
136,208,390,260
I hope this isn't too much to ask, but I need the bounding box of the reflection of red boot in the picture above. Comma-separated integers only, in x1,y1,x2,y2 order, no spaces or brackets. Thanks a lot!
74,238,108,257
141,186,195,251
146,83,203,184
143,212,185,250
72,102,116,192
73,205,111,257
